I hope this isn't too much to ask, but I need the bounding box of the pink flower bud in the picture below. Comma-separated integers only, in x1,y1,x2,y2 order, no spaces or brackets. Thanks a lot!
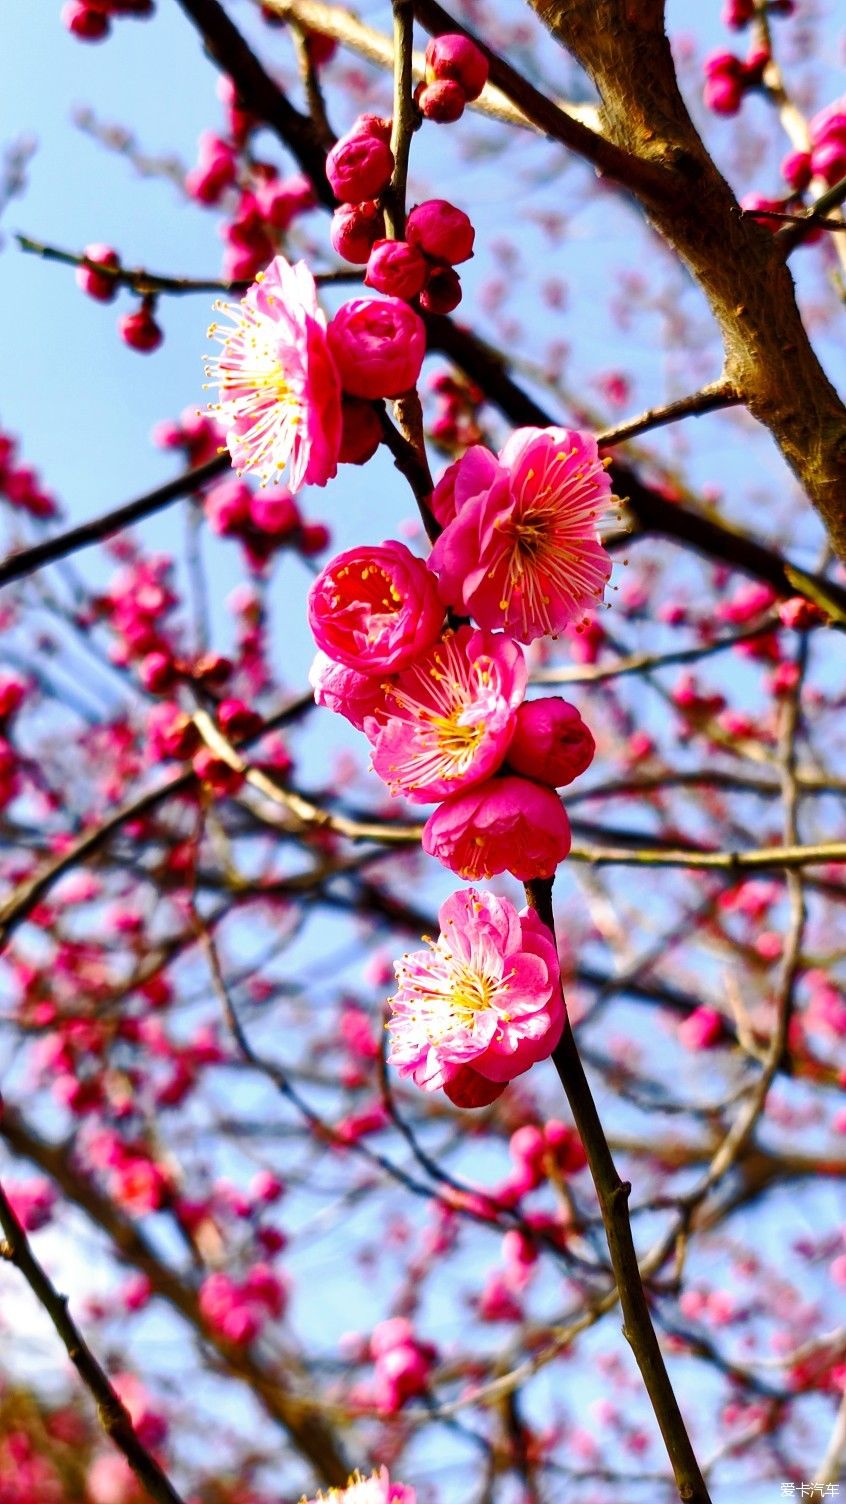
339,396,382,464
415,79,466,123
76,243,120,302
327,298,426,398
330,201,386,264
249,488,299,536
425,33,489,101
422,775,572,881
61,1,110,40
811,137,846,186
406,199,475,264
299,522,330,555
139,651,178,694
326,127,394,202
721,0,755,25
365,239,429,299
678,1007,725,1051
118,305,163,353
506,697,595,787
419,266,462,313
781,149,812,191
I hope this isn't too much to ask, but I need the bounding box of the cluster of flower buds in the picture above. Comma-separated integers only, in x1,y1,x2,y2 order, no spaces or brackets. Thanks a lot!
203,477,330,571
60,0,153,43
75,244,165,352
427,369,485,451
780,98,846,193
702,43,769,116
412,33,490,124
721,0,793,27
199,1264,288,1345
367,1318,438,1413
0,428,58,518
415,32,489,124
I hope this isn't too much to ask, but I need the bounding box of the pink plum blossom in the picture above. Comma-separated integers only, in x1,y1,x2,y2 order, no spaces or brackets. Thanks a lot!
429,426,613,642
301,1469,416,1504
367,627,526,802
422,774,572,879
206,254,342,492
309,650,391,730
307,540,444,673
387,887,564,1102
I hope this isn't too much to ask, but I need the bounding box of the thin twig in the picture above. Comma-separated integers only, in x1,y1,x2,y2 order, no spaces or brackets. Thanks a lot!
596,379,741,447
0,1181,188,1504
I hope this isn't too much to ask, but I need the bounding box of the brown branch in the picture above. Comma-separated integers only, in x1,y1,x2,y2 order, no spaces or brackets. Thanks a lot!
595,379,741,447
411,0,671,197
0,455,229,590
0,1179,189,1504
16,233,362,296
0,1111,351,1485
524,877,711,1504
526,0,846,561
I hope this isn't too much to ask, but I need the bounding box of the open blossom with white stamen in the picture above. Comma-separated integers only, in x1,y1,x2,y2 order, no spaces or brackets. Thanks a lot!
365,627,526,803
205,254,342,493
429,427,613,642
300,1467,415,1504
387,888,564,1105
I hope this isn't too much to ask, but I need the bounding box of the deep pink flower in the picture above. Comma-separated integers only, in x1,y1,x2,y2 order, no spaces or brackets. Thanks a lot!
367,627,525,803
309,650,391,730
422,774,571,880
365,239,429,299
302,1469,416,1504
406,199,475,264
308,540,444,673
387,887,564,1098
506,697,595,786
326,127,395,203
328,298,426,398
206,254,342,492
429,426,613,642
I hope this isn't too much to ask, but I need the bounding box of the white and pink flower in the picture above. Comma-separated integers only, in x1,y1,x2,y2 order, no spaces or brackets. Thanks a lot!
387,887,564,1105
366,627,525,803
206,254,342,492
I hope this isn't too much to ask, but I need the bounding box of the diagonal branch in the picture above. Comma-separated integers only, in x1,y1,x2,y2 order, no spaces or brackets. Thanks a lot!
0,1179,188,1504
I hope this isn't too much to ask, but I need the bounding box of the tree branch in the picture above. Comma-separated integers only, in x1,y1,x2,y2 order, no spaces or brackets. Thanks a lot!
0,1180,189,1504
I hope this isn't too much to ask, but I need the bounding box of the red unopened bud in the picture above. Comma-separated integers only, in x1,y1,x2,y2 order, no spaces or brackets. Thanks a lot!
406,199,475,264
191,652,232,686
299,522,331,556
139,652,179,694
61,1,111,40
330,201,386,264
365,239,429,299
781,149,812,192
76,243,120,301
419,265,462,314
218,698,263,740
119,304,163,353
415,79,466,124
425,33,489,101
192,747,245,796
339,397,382,465
326,127,394,202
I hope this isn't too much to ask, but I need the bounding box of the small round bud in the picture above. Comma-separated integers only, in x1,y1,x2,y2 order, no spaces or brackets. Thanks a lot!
326,128,394,203
330,201,385,264
781,149,812,192
406,199,475,264
118,305,163,353
339,397,382,465
61,1,110,39
327,298,426,399
415,79,466,124
76,243,120,302
425,33,489,101
365,239,429,299
419,265,462,314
